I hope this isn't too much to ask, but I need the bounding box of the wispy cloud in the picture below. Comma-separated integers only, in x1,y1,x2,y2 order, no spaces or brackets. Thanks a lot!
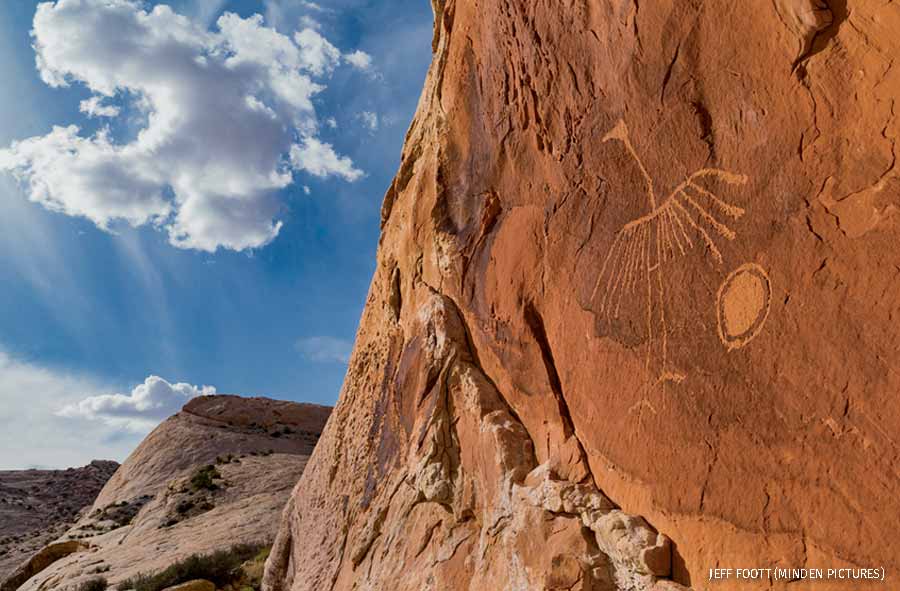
298,1,328,12
0,1,368,252
296,336,353,364
188,0,228,28
357,111,379,132
265,0,333,33
79,96,119,118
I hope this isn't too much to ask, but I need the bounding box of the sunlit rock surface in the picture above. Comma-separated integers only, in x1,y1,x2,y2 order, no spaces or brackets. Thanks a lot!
264,0,900,589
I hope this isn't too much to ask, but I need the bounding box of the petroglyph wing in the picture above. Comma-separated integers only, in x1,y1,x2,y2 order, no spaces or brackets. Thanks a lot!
590,167,748,318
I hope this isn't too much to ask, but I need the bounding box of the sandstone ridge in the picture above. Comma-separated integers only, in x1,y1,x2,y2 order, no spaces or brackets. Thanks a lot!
5,395,331,591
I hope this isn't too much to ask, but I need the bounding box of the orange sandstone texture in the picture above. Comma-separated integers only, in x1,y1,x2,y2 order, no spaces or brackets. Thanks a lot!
264,0,900,590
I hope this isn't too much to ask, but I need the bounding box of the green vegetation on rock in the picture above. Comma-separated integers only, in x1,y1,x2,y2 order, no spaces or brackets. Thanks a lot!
116,543,268,591
77,577,108,591
188,466,221,492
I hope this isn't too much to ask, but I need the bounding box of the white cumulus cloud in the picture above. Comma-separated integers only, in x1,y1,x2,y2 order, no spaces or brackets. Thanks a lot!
296,336,353,364
0,0,365,252
290,137,363,181
293,28,342,75
58,375,215,431
344,50,373,71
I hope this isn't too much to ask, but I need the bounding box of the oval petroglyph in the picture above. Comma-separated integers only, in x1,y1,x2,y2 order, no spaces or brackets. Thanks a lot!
717,263,772,351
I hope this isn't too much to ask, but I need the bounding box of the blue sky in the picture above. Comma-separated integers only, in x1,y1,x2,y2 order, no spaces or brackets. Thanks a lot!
0,0,432,468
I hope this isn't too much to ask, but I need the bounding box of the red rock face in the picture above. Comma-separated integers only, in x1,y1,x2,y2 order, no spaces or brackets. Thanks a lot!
264,1,900,590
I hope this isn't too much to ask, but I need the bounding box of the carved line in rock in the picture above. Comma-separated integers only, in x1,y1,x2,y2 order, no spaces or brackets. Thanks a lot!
716,263,772,351
591,119,749,387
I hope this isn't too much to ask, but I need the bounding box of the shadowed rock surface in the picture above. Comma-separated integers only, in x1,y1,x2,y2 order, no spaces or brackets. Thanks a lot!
263,1,900,590
0,461,118,583
5,395,331,591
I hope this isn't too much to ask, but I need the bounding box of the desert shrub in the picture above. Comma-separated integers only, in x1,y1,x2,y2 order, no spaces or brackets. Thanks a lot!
78,577,108,591
238,546,272,590
117,543,267,591
254,546,271,563
189,465,221,492
95,500,142,528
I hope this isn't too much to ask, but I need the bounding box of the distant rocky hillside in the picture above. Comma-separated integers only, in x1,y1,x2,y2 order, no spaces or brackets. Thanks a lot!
3,395,331,591
0,461,118,582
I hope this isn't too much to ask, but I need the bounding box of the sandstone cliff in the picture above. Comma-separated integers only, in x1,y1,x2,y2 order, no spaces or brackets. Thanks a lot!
5,395,331,591
0,461,118,582
263,1,900,590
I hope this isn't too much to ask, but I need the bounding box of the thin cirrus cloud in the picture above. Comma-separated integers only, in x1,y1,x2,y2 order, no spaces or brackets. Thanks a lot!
296,336,353,364
357,111,379,132
188,0,229,28
57,375,216,432
0,0,370,253
265,0,330,33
